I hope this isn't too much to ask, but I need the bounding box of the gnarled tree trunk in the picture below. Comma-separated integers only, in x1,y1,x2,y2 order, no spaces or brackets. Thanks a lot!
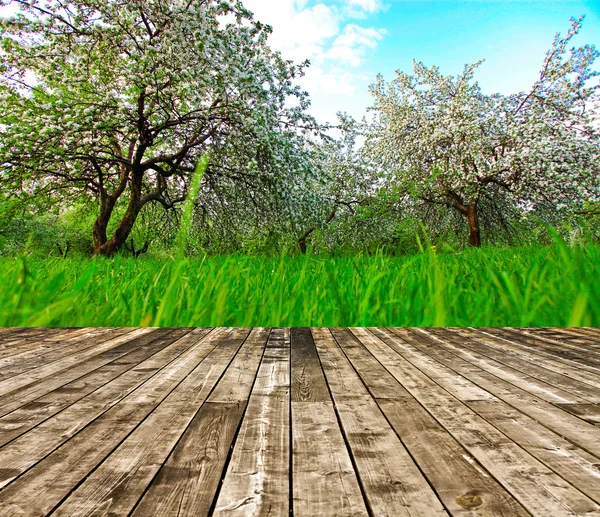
447,191,482,247
467,202,481,247
93,171,144,257
297,206,338,254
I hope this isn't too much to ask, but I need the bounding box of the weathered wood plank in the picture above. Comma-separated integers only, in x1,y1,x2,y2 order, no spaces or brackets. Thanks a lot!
48,329,261,517
456,328,600,390
484,328,600,370
0,328,198,446
524,328,600,349
0,326,598,517
467,399,600,505
0,328,92,360
400,328,600,458
435,328,600,402
0,327,33,338
0,328,151,397
0,328,236,515
214,328,290,516
349,327,531,517
554,403,600,425
566,328,600,345
0,328,179,417
527,328,600,346
426,328,592,403
292,401,369,517
411,329,600,499
290,327,330,402
367,328,600,517
317,327,448,517
0,327,122,380
129,328,268,517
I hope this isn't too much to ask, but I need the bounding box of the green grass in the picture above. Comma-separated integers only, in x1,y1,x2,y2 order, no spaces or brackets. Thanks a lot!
1,241,599,327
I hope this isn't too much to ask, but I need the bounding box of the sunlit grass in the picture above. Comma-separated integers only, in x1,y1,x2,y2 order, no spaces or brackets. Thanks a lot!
1,241,598,327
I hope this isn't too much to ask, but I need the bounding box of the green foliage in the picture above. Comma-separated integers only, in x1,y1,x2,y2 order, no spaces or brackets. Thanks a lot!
1,242,598,327
174,154,210,257
0,201,95,257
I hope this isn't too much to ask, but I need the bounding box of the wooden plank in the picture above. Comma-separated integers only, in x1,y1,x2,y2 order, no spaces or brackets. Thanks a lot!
399,328,600,458
0,328,150,397
290,328,370,517
427,328,592,404
366,328,600,517
0,328,94,360
0,328,61,343
567,328,600,344
0,328,176,418
527,328,600,348
0,327,234,512
208,328,269,403
484,328,600,370
348,327,531,517
214,329,290,517
292,401,369,517
2,326,600,517
396,328,600,504
456,328,600,390
266,326,290,348
0,328,200,446
554,404,600,425
317,328,448,517
467,399,600,505
48,329,264,517
435,328,600,402
527,328,600,345
0,327,33,338
0,328,92,360
0,328,120,379
137,402,246,516
129,328,268,517
290,327,330,402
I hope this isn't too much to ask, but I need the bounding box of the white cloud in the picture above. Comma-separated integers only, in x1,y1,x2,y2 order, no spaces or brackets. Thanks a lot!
242,0,339,64
242,0,387,124
347,0,383,11
327,25,387,67
344,0,385,18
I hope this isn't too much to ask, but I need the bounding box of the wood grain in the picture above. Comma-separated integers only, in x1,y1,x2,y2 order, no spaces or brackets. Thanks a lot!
130,328,268,517
317,327,448,517
290,327,330,402
369,328,600,517
0,327,599,517
214,328,290,517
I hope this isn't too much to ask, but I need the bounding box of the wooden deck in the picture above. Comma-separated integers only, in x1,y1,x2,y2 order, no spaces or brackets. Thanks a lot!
0,328,599,516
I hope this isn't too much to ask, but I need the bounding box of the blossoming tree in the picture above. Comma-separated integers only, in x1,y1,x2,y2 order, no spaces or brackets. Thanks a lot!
0,0,318,255
365,17,600,246
294,113,378,253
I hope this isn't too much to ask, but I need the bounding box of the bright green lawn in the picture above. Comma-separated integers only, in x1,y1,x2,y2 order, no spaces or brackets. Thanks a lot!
1,243,599,327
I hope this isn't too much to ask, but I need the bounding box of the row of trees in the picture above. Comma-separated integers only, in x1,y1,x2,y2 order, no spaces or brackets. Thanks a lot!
1,1,599,256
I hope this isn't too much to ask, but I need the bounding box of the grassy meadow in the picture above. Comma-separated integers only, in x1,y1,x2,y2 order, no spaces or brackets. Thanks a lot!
1,240,598,328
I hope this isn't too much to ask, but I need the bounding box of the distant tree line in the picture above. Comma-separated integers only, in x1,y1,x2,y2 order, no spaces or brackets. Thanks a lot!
0,1,598,256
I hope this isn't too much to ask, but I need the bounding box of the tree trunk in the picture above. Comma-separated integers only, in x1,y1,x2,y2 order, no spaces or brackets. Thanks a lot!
297,206,338,254
94,173,143,257
93,201,112,251
467,202,481,247
298,226,315,254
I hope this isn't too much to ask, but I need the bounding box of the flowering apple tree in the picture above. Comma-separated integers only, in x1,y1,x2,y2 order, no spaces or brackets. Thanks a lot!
365,17,600,246
0,0,319,255
292,113,379,253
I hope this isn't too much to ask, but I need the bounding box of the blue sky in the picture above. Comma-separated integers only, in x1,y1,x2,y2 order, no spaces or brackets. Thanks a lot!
243,0,600,124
